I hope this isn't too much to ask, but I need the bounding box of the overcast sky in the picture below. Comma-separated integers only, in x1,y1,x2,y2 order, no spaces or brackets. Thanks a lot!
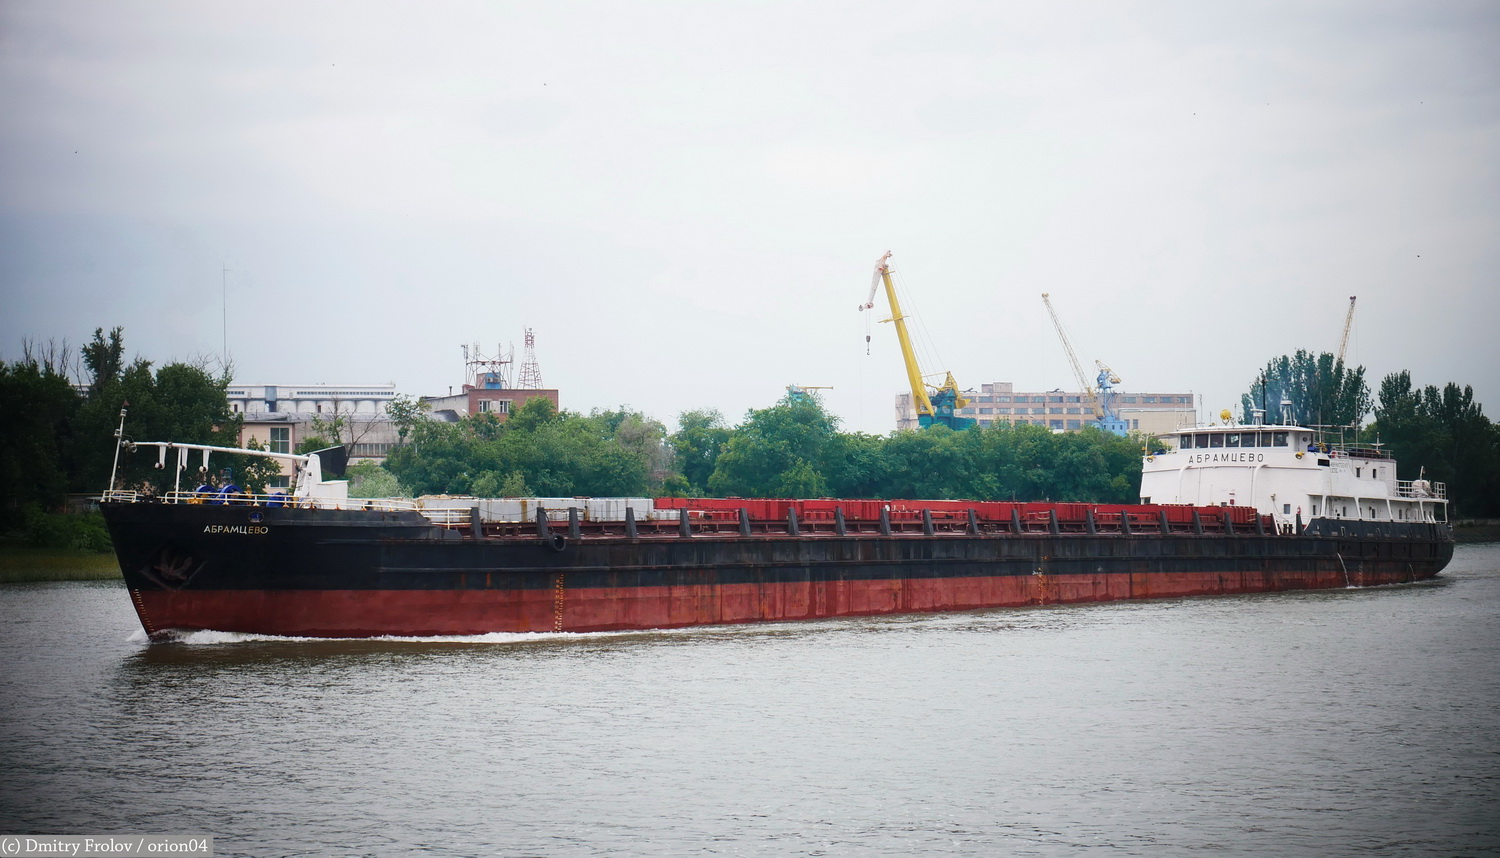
2,1,1496,434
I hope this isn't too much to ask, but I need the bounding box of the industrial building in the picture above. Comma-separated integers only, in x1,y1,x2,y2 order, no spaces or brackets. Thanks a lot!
232,385,403,487
419,332,558,421
227,383,397,417
896,381,1196,435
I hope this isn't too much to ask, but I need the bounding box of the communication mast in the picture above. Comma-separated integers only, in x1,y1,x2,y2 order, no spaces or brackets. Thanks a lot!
462,342,513,390
517,328,544,389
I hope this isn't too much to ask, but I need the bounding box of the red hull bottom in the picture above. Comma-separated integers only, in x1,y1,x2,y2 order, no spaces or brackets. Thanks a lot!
131,566,1435,638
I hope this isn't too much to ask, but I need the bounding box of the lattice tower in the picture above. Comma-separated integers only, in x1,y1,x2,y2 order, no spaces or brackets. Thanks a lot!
517,328,543,389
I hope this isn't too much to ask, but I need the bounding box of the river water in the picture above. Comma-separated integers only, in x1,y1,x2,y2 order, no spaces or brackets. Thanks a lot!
2,546,1497,857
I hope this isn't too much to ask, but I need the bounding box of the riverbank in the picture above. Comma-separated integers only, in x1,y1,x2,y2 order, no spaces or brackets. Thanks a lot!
1457,526,1500,543
0,547,120,584
1455,519,1500,544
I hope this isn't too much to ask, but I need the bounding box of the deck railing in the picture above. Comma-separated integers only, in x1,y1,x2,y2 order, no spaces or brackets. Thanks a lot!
419,507,472,527
1395,480,1447,500
148,490,422,512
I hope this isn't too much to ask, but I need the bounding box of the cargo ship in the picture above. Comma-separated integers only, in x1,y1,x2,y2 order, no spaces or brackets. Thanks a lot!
99,416,1452,639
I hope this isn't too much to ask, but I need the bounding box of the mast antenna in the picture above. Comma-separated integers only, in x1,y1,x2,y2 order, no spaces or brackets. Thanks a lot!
517,328,543,389
222,264,229,369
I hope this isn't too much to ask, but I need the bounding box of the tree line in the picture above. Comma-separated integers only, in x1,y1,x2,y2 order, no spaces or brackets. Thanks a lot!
382,394,1147,505
5,333,1497,533
0,328,261,539
1238,350,1500,517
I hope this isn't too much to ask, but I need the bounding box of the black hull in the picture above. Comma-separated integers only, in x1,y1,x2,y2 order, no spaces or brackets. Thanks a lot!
101,502,1454,637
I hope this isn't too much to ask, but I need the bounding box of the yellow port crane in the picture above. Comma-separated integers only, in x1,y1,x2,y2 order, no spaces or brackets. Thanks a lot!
859,252,973,430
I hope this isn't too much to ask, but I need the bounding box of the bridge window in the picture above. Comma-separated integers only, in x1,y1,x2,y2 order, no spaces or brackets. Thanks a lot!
1195,435,1209,448
1209,434,1224,448
1273,432,1289,447
1226,433,1240,447
1180,434,1193,448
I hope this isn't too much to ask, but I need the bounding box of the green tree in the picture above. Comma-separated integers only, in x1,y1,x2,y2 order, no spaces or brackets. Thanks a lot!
671,409,730,495
384,419,479,495
0,351,80,524
506,396,560,433
708,395,838,497
1241,350,1370,428
1371,371,1442,480
499,471,531,497
295,413,345,455
822,431,890,498
231,437,286,495
81,327,124,400
384,401,665,498
72,329,239,494
1369,372,1499,517
386,394,430,443
877,426,966,498
346,460,407,498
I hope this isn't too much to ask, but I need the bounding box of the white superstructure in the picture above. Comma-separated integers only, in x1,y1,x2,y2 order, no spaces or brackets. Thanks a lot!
1139,417,1447,529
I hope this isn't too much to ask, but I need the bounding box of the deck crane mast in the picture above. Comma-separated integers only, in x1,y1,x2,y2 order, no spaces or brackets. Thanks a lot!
859,252,974,430
1336,296,1357,365
1040,293,1129,436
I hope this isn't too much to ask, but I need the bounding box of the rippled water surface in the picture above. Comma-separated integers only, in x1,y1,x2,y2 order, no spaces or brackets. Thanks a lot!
2,545,1498,857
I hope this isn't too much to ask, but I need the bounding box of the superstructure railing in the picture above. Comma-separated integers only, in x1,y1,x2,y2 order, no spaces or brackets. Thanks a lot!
150,489,422,513
1396,479,1447,500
